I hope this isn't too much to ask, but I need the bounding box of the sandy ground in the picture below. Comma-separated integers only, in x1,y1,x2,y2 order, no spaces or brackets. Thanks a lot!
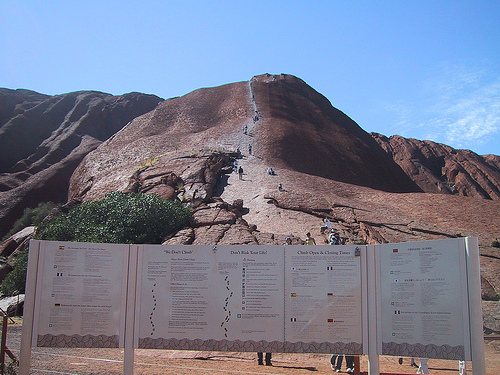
4,319,500,375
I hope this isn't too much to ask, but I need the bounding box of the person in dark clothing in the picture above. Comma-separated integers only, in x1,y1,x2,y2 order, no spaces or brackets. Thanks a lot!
330,354,354,373
257,351,272,366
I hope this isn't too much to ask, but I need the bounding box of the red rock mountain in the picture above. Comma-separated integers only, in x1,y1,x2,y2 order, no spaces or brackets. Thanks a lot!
1,75,499,335
372,133,500,200
69,74,421,203
0,89,162,237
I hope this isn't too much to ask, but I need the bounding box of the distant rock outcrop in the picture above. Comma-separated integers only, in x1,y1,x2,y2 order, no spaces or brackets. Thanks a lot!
0,89,162,238
371,133,500,200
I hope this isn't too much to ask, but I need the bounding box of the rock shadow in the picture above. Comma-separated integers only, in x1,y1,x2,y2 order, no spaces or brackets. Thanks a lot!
213,174,230,196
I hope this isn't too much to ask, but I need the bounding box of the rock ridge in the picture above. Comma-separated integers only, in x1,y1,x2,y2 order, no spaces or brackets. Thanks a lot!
0,89,162,238
372,133,500,200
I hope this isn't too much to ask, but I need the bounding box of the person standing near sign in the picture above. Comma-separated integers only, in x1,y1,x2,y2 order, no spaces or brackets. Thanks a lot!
330,354,343,372
330,355,354,373
344,355,354,373
458,360,467,375
257,352,271,366
305,232,316,245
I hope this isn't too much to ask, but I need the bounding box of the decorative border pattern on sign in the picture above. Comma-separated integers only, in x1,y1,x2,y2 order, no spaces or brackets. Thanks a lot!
139,338,362,354
382,342,464,360
37,334,119,348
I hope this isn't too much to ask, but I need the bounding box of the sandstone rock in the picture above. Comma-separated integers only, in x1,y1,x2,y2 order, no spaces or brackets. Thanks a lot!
192,207,237,227
218,222,258,245
372,133,500,200
163,228,195,245
0,227,34,284
143,185,176,201
0,294,25,316
193,224,231,245
358,222,387,245
0,89,162,238
0,226,34,258
0,264,14,284
253,232,276,245
482,276,500,301
483,301,500,334
479,247,500,302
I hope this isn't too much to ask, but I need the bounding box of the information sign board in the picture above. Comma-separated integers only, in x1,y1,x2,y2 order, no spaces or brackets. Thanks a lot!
284,245,363,354
135,244,365,354
23,238,481,364
32,241,130,347
135,245,284,352
376,239,470,360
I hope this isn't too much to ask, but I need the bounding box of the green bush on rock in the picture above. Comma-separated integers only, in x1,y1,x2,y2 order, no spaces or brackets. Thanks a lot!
1,251,28,295
34,192,192,244
2,202,58,241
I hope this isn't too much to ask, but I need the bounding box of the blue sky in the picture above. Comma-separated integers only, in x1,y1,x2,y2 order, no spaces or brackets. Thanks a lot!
1,1,499,155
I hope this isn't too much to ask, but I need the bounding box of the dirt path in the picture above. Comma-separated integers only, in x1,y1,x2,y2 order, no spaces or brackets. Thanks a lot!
214,79,323,240
5,320,500,374
220,152,322,240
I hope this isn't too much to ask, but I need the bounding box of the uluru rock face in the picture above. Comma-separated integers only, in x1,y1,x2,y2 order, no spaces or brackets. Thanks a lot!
68,79,255,202
0,89,162,238
372,133,500,200
250,74,421,193
1,74,500,333
69,74,422,203
64,74,500,333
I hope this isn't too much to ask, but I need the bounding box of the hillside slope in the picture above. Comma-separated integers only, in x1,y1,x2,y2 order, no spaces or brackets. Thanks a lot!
1,74,500,333
0,89,162,238
372,133,500,200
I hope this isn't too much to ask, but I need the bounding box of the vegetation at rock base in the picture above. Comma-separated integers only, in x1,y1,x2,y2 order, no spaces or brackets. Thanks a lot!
0,192,191,296
1,251,28,295
2,202,58,241
34,191,192,244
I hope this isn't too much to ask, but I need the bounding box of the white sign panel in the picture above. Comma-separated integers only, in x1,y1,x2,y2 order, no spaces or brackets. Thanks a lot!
377,239,470,360
32,241,130,347
26,238,478,363
136,244,364,354
136,245,285,352
284,245,363,354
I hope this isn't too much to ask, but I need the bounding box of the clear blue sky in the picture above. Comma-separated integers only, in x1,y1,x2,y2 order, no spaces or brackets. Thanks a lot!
2,1,499,155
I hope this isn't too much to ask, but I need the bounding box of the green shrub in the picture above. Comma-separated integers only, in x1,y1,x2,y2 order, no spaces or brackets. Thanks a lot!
2,202,58,241
34,192,192,244
1,251,28,295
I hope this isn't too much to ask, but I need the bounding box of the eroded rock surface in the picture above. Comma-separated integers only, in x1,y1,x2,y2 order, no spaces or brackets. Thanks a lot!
1,75,499,333
372,133,500,200
0,89,162,238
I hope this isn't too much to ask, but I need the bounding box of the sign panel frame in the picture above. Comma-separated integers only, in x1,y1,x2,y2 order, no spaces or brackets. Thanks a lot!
31,241,130,348
375,238,471,360
20,237,485,375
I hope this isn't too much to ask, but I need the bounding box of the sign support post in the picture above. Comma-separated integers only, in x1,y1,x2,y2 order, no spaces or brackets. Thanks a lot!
19,240,40,375
123,245,139,375
366,245,380,375
466,237,486,375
